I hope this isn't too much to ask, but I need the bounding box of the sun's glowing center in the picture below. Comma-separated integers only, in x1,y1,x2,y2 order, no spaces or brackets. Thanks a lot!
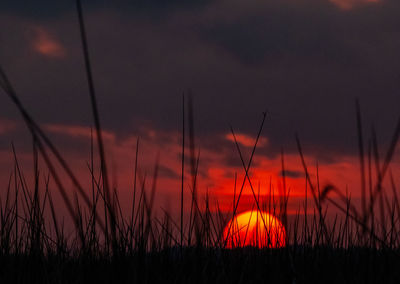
223,210,286,248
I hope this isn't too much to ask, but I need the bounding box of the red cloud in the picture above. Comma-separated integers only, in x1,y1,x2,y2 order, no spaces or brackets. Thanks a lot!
3,122,399,222
225,132,268,148
329,0,381,10
31,27,66,58
44,124,115,141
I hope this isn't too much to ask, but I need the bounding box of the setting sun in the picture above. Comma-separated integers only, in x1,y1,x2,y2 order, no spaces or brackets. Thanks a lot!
224,211,286,248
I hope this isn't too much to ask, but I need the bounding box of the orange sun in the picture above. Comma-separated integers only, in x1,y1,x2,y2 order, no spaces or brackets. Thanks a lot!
223,210,286,248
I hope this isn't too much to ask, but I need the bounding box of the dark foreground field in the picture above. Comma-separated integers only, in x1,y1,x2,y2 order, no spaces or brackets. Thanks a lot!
1,246,399,283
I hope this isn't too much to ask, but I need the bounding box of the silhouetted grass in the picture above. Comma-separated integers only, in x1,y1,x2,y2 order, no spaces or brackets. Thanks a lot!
0,84,399,282
1,0,400,282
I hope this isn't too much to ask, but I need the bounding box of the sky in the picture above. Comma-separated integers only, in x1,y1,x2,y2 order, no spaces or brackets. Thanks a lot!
0,0,399,223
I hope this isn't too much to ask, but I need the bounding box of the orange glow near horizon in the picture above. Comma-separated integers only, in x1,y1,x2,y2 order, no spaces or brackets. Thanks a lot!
223,210,286,248
2,122,399,227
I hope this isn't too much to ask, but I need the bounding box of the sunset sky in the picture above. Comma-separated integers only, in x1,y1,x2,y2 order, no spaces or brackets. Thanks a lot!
0,0,399,221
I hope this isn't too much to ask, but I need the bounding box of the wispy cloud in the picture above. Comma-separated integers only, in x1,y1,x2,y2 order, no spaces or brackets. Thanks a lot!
44,124,115,141
31,26,66,58
329,0,381,10
225,132,268,148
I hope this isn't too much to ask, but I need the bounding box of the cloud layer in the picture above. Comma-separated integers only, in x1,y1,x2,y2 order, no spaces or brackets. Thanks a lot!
1,0,399,215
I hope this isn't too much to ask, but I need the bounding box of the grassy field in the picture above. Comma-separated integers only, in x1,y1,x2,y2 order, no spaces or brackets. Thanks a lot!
0,73,399,282
1,0,400,283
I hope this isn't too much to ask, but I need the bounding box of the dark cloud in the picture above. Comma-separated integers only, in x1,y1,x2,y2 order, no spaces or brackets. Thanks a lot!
0,0,213,19
1,0,399,162
0,1,73,18
201,3,349,65
278,170,303,179
0,126,92,159
158,165,180,179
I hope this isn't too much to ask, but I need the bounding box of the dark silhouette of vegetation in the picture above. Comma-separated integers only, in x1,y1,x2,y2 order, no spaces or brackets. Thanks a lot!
0,0,400,282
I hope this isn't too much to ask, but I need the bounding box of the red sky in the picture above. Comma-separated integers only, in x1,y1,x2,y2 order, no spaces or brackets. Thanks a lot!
1,0,399,234
1,120,399,229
